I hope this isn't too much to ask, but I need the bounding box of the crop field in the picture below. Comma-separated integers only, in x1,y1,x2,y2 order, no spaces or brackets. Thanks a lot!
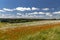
0,20,60,40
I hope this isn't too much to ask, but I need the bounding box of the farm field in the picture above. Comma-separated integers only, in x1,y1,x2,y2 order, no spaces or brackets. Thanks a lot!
0,20,60,40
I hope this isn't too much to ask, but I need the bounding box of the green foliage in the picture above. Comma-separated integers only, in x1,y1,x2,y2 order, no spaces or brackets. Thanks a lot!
0,19,42,23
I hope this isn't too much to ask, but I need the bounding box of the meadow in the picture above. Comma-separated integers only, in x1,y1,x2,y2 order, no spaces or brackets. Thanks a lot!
0,20,60,40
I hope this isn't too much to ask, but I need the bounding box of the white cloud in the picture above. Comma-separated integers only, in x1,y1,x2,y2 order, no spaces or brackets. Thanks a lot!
42,8,49,11
49,15,52,17
0,14,16,18
1,14,5,17
17,13,22,16
0,10,5,12
0,7,39,12
3,8,14,11
0,7,55,19
16,7,31,11
16,7,39,11
46,13,50,15
46,12,52,17
16,12,45,18
28,12,45,15
29,12,52,17
30,12,38,14
39,12,45,14
53,11,60,14
0,14,6,18
32,7,39,10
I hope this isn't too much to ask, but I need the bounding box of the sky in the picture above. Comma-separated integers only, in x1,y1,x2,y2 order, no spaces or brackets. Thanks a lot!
0,0,60,19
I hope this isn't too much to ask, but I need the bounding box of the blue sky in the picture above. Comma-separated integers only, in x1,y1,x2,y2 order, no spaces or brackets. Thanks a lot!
0,0,60,19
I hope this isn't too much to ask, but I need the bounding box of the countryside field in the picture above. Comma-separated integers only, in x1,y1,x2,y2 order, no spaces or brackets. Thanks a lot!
0,20,60,40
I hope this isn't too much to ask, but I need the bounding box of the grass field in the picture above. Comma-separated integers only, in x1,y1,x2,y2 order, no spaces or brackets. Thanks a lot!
0,20,60,40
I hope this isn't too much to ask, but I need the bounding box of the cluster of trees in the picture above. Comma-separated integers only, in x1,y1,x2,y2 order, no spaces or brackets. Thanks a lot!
0,19,42,23
0,18,58,23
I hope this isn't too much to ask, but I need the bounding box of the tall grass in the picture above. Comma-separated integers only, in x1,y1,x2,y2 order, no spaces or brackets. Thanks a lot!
18,26,60,40
0,26,60,40
0,20,60,40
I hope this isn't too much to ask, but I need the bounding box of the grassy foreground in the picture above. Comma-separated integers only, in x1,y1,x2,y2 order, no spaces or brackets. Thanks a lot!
0,21,60,40
18,26,60,40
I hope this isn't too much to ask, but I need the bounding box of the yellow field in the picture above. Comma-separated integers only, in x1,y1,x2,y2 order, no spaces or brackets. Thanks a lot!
0,20,60,40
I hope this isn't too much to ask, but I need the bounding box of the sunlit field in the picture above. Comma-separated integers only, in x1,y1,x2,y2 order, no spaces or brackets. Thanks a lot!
0,20,60,40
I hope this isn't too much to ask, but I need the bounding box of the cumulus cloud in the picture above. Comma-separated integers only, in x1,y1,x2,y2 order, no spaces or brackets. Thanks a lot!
17,13,22,16
28,12,53,17
45,12,52,17
0,7,56,19
0,14,7,18
0,14,16,18
0,10,5,12
32,7,39,10
53,11,60,14
29,12,38,14
0,7,53,12
3,8,14,11
39,12,45,14
15,7,39,11
0,11,53,18
42,8,49,11
29,12,45,15
16,7,31,11
0,7,39,12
